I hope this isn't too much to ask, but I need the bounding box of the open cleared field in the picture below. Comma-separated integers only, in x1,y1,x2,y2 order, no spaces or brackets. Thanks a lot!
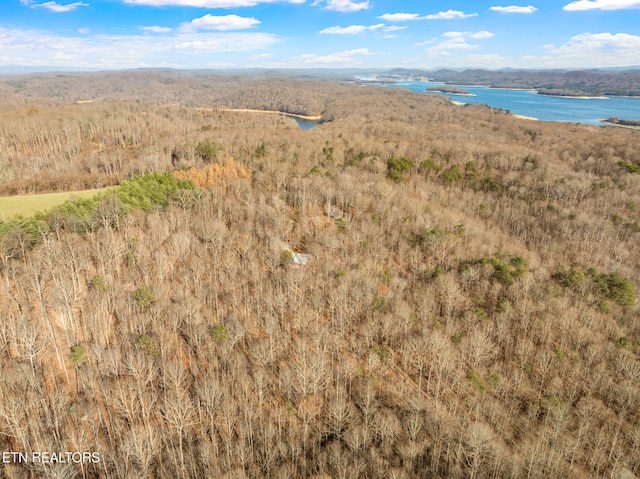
0,187,111,218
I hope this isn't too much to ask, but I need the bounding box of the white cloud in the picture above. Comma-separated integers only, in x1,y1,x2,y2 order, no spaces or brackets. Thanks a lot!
424,10,478,19
141,26,172,33
442,38,478,50
320,24,383,34
123,0,304,7
460,53,514,68
544,32,640,65
0,26,282,69
415,37,438,47
53,51,79,60
380,10,477,21
442,31,495,39
563,0,640,10
470,31,495,39
489,5,538,13
423,31,493,57
182,14,260,31
173,33,277,50
377,13,423,21
78,28,91,34
320,25,365,34
295,48,371,64
384,26,407,32
427,37,478,58
32,1,89,12
312,0,370,12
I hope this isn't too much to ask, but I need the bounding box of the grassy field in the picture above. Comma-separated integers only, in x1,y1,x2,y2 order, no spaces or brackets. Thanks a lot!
0,187,112,219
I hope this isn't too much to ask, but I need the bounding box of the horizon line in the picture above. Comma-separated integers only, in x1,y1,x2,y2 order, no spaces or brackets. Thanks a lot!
1,65,640,75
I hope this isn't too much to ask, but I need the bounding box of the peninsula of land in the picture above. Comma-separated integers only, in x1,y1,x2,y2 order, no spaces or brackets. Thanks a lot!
426,85,475,96
536,88,609,99
600,117,640,130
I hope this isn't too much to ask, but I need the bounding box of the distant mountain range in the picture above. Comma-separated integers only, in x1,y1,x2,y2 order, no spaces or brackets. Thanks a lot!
1,64,639,96
0,65,372,77
384,66,640,75
2,64,639,75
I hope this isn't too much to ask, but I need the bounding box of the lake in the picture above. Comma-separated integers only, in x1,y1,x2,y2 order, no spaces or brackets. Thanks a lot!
379,81,640,125
294,117,321,130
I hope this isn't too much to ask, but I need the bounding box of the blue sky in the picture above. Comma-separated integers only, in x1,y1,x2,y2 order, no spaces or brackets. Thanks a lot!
2,0,640,70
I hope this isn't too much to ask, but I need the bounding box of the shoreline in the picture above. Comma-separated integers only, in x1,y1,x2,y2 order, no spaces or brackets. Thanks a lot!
489,87,537,92
218,108,322,121
599,119,640,130
427,90,476,97
367,81,638,126
368,80,640,98
444,83,491,88
449,100,538,121
535,92,609,100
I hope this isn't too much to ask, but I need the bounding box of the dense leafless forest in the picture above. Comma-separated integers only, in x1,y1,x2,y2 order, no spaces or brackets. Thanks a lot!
0,70,639,478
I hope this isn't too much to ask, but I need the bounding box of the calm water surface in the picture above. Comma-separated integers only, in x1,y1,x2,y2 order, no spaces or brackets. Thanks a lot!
382,81,640,125
294,117,321,130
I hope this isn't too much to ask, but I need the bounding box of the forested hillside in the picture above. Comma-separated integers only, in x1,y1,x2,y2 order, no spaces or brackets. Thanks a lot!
0,72,639,479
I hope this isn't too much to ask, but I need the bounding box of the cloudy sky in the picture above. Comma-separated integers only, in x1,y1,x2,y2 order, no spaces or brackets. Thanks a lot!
2,0,640,70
